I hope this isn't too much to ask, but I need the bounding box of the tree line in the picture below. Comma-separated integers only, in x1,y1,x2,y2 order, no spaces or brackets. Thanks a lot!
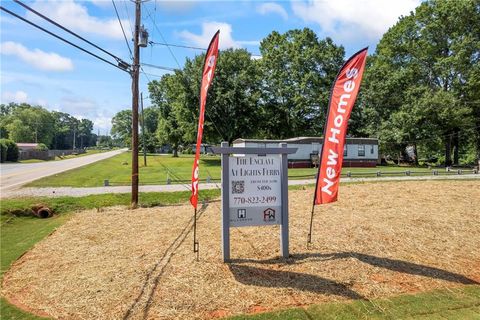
125,0,477,165
0,103,97,150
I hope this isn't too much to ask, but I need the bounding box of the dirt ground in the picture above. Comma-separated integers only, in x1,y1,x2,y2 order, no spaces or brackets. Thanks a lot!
2,180,480,319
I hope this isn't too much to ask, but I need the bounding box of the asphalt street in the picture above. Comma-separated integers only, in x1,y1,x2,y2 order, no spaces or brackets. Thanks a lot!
0,148,127,197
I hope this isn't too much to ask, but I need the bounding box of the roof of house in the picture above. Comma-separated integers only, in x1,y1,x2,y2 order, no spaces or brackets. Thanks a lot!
16,143,40,148
233,137,378,145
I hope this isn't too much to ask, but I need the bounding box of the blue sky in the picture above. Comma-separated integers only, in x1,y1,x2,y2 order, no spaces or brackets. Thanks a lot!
0,0,420,134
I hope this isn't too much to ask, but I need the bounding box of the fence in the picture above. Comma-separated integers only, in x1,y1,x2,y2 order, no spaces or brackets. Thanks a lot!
19,149,86,161
105,168,479,186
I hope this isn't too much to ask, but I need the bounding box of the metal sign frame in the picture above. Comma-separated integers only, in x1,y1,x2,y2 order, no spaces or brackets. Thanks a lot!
212,142,297,262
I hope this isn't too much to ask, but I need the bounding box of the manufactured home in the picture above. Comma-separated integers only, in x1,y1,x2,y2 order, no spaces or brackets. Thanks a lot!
233,137,379,168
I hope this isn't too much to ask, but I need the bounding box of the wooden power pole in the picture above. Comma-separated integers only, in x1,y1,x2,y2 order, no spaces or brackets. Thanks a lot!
131,0,141,208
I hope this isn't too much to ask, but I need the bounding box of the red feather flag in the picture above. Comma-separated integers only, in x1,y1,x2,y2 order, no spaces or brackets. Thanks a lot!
314,47,368,205
190,30,220,209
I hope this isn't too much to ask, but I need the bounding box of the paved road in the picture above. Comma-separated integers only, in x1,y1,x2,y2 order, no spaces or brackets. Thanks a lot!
0,149,127,197
3,173,478,198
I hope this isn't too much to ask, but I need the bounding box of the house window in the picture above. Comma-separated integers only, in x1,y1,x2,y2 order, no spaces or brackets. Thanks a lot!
358,145,365,157
343,144,348,156
371,145,374,154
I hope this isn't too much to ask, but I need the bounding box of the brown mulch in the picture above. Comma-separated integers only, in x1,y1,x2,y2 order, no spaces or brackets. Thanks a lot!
2,180,480,319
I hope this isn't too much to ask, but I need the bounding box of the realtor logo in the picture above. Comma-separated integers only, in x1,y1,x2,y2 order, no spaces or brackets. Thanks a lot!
237,209,247,219
263,208,275,222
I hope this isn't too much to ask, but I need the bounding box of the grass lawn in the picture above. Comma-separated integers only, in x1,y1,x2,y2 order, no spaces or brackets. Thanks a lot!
26,152,470,188
27,153,220,187
19,149,110,163
1,184,479,319
228,285,480,319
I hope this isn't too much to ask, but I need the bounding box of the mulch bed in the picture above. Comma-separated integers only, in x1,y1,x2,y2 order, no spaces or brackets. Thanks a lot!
2,180,479,319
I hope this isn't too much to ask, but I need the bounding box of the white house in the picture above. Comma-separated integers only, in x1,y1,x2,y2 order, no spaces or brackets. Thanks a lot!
232,137,379,167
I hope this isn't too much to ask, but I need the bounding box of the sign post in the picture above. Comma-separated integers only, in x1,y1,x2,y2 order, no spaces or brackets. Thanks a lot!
213,142,297,262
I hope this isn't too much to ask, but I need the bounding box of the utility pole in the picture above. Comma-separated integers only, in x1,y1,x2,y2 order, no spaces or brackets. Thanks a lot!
131,0,141,208
140,92,147,167
73,127,76,150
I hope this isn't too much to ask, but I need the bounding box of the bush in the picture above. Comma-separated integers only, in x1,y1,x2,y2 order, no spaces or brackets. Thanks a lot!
0,140,7,163
35,143,49,151
0,139,19,162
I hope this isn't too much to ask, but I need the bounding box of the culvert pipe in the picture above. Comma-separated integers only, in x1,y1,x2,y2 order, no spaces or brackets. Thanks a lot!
33,206,53,219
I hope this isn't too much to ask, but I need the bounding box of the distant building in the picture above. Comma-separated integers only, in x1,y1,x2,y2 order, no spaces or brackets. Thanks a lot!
233,137,379,167
16,143,40,151
191,143,213,154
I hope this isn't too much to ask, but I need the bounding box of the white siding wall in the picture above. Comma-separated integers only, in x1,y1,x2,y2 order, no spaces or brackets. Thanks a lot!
233,141,378,160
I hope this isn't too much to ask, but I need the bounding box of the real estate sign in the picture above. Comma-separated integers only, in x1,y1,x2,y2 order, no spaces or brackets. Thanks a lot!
229,155,282,227
213,142,297,262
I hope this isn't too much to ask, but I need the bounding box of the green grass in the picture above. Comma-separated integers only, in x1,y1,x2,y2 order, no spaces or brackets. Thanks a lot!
27,153,220,187
19,149,110,163
228,285,480,319
26,152,473,188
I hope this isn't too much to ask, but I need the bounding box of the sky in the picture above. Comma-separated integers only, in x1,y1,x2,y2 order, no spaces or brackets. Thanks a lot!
0,0,421,134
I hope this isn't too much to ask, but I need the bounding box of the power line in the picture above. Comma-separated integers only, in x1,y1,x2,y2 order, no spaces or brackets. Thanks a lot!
149,41,262,58
12,0,130,68
0,5,129,73
122,0,134,37
112,0,133,60
149,41,206,51
144,7,182,69
141,62,176,72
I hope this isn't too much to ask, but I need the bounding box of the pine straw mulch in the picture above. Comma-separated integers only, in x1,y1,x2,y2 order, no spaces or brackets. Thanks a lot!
2,180,480,319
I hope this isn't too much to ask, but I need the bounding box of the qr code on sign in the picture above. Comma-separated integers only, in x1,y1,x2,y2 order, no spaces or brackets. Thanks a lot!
232,180,245,194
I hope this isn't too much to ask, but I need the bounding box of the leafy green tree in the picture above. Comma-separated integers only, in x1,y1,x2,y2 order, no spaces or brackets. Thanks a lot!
111,110,132,147
141,106,160,153
3,104,54,145
363,0,480,165
259,28,345,138
149,48,262,152
149,73,186,157
78,118,94,148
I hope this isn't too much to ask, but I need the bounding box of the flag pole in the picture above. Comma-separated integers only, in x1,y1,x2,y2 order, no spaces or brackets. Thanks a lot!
193,207,199,261
307,204,315,244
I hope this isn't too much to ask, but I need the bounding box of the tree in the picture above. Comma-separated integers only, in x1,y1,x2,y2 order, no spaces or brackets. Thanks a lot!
259,28,345,138
111,110,132,147
3,104,54,145
149,73,186,157
141,106,160,153
78,118,94,148
363,0,480,165
149,48,263,153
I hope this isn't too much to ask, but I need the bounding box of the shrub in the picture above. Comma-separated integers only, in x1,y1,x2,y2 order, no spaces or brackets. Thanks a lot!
35,143,49,151
0,140,7,163
0,139,19,162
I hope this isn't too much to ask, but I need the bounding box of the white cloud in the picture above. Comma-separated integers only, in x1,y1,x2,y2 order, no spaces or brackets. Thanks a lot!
59,96,97,115
28,0,127,40
291,0,420,41
93,115,112,131
0,41,74,72
179,21,257,50
2,90,29,104
156,1,197,13
89,0,112,8
257,3,288,20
